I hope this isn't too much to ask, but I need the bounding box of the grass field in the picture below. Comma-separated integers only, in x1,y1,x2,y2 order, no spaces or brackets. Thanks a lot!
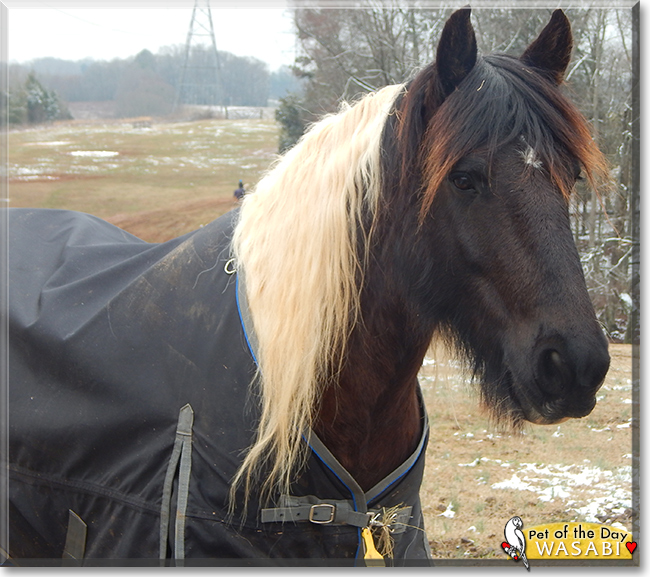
7,117,635,561
8,117,278,242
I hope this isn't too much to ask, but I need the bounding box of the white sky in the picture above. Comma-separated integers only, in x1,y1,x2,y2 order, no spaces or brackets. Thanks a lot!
5,2,297,71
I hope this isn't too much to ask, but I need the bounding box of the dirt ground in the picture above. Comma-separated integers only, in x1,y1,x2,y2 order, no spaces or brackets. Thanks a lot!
418,342,635,559
105,196,240,243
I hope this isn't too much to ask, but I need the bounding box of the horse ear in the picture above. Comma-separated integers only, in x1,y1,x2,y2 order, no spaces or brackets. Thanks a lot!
436,7,477,97
521,10,573,84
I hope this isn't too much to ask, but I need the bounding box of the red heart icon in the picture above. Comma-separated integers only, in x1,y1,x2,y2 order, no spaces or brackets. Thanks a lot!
626,542,637,554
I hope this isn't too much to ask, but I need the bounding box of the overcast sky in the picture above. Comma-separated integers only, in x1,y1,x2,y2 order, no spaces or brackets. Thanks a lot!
6,2,297,71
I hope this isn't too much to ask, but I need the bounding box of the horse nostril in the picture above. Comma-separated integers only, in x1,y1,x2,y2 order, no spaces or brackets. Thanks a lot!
537,348,572,398
582,348,610,394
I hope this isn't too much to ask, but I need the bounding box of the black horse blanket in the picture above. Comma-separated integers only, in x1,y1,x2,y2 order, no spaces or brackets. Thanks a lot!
7,207,431,566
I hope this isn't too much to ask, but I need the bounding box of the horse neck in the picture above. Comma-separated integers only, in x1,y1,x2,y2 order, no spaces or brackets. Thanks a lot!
314,258,431,491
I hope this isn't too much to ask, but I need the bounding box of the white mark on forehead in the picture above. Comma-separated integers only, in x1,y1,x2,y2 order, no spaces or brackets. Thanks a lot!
521,145,543,170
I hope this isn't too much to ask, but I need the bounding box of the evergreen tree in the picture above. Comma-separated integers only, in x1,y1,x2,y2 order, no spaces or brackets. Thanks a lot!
7,72,70,124
275,94,307,152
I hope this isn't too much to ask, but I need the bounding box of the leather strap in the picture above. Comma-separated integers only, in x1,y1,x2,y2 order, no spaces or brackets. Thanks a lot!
261,495,412,533
62,510,87,564
159,404,194,561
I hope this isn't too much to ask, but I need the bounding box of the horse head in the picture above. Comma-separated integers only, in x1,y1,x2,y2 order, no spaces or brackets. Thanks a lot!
388,8,610,427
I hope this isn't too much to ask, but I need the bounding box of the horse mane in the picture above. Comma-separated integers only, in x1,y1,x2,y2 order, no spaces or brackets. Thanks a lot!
414,54,609,221
231,84,404,503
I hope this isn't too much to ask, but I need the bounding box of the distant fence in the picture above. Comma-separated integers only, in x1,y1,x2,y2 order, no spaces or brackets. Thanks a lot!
65,102,277,122
182,105,275,121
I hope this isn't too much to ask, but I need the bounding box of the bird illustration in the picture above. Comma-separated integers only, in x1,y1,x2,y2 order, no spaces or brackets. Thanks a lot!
504,516,529,571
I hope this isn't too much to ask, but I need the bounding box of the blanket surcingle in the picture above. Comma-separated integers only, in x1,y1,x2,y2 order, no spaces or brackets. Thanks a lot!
7,208,432,566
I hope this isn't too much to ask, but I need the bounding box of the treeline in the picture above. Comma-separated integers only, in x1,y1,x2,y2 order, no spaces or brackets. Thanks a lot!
6,45,301,121
276,3,638,343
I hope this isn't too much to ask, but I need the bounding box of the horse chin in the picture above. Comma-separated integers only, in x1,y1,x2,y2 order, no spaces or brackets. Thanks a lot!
482,367,596,426
518,404,570,425
512,379,598,425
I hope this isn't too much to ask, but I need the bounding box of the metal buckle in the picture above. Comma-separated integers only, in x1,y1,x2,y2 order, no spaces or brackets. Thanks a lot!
309,503,336,524
224,258,236,275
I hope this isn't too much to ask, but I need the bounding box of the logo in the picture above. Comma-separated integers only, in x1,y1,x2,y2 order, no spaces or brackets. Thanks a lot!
500,519,636,568
502,516,530,570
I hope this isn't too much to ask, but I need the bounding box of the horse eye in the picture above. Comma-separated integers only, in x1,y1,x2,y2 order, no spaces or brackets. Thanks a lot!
572,161,584,182
450,173,475,192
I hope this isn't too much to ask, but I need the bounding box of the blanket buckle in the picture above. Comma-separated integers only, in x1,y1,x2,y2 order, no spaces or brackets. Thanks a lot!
309,503,336,524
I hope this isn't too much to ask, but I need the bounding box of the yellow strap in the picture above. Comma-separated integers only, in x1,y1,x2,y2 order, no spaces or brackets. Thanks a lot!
362,527,385,567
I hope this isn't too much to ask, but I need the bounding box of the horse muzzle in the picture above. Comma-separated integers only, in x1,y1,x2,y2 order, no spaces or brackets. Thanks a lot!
512,332,610,424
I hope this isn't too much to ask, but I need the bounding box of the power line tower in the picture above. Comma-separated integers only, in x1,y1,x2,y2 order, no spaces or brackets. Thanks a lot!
174,0,227,116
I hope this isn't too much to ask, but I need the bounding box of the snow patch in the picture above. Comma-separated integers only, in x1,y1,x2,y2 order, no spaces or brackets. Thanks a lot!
439,503,456,518
70,150,119,158
491,462,632,519
25,140,71,146
459,458,481,467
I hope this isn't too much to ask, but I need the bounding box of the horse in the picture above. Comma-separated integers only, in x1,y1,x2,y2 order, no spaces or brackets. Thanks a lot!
5,8,610,566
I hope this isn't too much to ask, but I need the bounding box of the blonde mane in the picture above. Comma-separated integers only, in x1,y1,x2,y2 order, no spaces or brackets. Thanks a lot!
231,84,404,504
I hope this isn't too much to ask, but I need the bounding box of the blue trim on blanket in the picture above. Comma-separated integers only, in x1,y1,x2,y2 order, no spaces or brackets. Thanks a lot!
235,273,258,366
